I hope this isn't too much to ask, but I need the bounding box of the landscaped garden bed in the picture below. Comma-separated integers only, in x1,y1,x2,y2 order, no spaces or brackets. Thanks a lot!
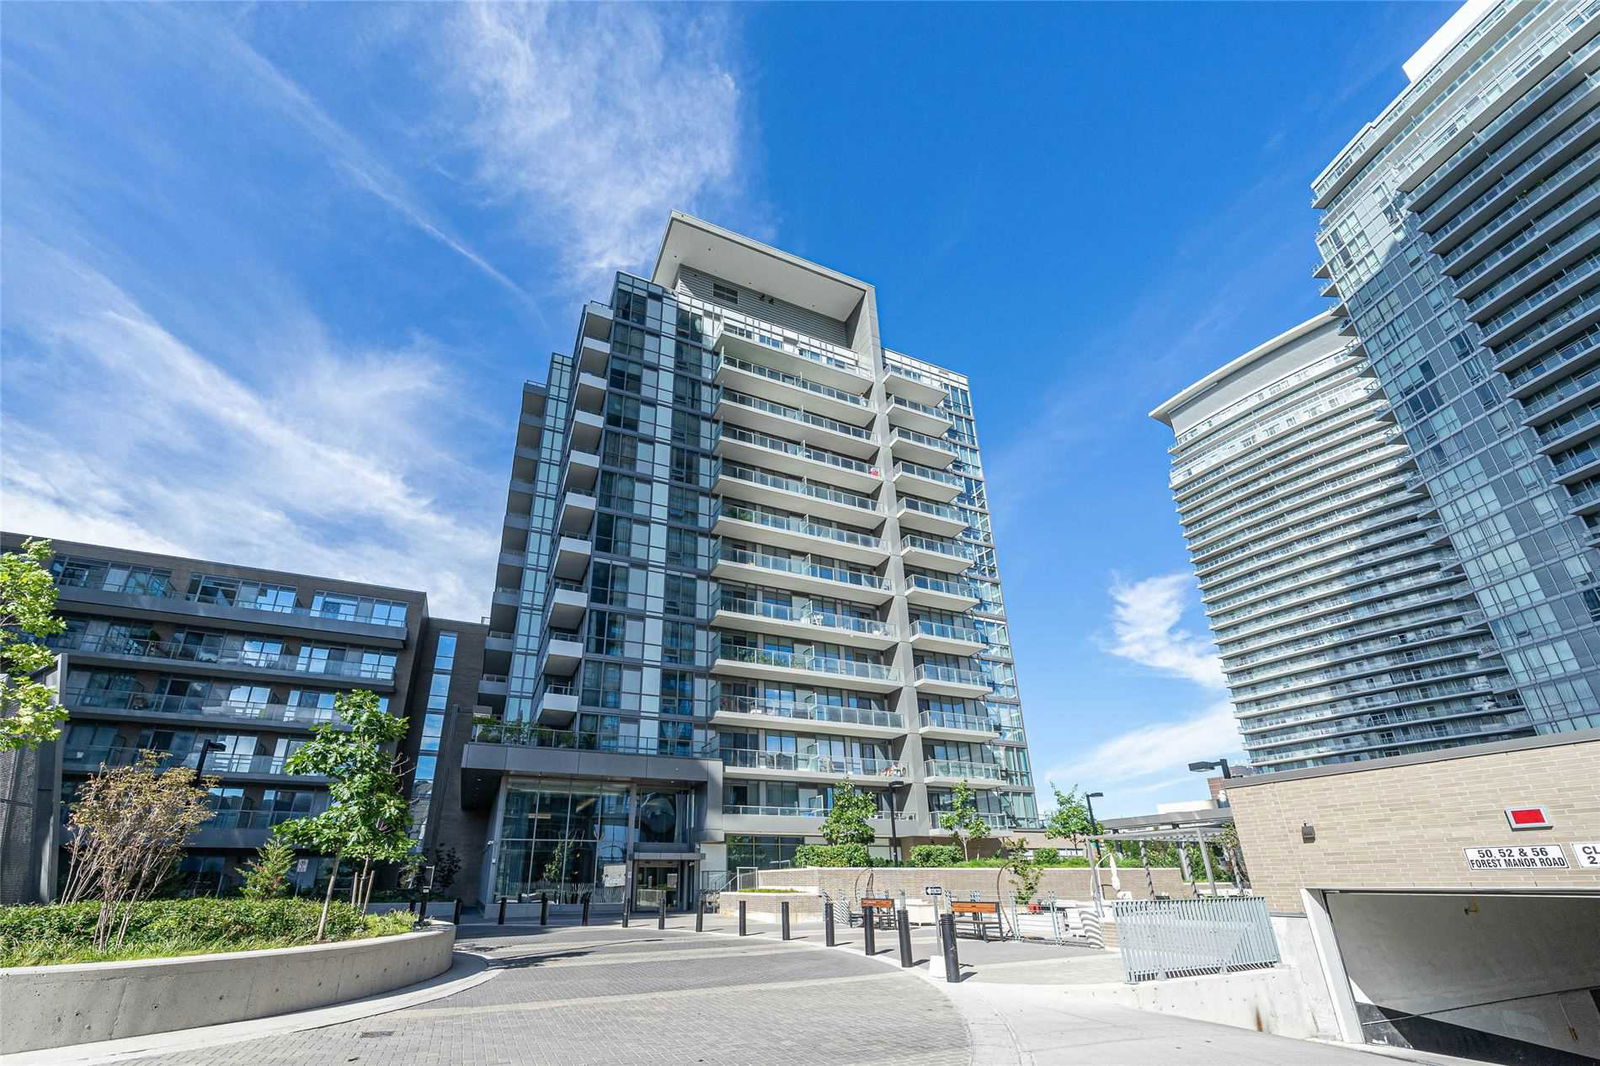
0,897,413,967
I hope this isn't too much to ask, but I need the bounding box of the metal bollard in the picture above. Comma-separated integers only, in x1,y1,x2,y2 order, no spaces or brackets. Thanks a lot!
695,891,705,932
581,897,591,926
780,900,791,940
498,896,507,925
622,898,630,927
738,899,748,936
658,896,667,930
863,906,876,955
452,898,463,926
939,913,961,982
540,893,549,926
823,900,836,946
896,904,913,968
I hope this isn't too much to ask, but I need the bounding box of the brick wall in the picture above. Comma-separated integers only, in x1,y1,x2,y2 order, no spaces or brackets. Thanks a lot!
1227,732,1600,914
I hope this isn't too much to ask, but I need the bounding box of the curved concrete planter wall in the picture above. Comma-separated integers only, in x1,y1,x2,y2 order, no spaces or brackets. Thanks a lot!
0,923,455,1054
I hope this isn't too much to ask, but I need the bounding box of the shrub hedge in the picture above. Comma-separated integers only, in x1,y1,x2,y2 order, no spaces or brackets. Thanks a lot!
908,844,961,867
0,898,412,967
792,843,871,867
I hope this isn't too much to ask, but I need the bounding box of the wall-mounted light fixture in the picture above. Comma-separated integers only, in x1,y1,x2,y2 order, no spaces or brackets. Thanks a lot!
1301,822,1316,844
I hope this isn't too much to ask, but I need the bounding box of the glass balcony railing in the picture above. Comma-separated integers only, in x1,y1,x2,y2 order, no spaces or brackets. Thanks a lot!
714,501,885,553
912,619,986,644
720,424,879,477
205,808,322,831
717,544,887,591
61,746,309,777
62,689,342,726
50,572,409,627
720,748,905,778
924,759,1005,781
891,426,959,455
715,694,903,730
897,497,964,523
893,461,964,489
720,389,875,443
721,804,828,818
715,644,899,683
716,461,877,512
469,723,714,757
915,663,990,689
919,710,997,733
902,535,975,562
716,595,895,640
718,321,871,381
907,573,979,600
718,355,871,409
48,633,396,680
888,394,950,421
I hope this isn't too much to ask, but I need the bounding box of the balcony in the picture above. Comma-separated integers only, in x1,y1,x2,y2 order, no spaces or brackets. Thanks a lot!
60,690,346,731
918,710,1000,741
563,450,601,493
547,580,588,629
889,426,959,468
50,633,396,686
715,323,874,393
580,301,612,344
905,573,980,611
896,496,966,537
570,409,604,451
61,745,318,780
712,544,892,605
892,461,963,502
908,618,986,655
715,355,875,427
554,535,591,580
714,460,881,525
483,629,514,672
557,491,597,536
710,695,905,739
460,715,712,804
577,336,609,377
715,388,879,460
711,501,888,565
721,748,907,783
884,364,948,407
193,807,322,847
886,394,953,436
712,596,897,650
900,534,974,574
923,759,1004,787
715,424,884,493
478,674,509,697
913,662,992,698
573,370,607,413
540,630,584,676
535,683,579,727
712,644,901,692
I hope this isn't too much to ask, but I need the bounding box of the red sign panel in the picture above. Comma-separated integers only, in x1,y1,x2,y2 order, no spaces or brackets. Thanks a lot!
1505,806,1552,830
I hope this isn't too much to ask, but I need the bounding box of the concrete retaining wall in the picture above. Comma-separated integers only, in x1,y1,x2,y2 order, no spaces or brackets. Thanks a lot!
720,890,822,922
0,924,455,1053
1063,966,1324,1039
755,865,1189,901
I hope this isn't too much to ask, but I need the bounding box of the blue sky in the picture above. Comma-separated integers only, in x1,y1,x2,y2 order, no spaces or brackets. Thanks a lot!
1,2,1454,817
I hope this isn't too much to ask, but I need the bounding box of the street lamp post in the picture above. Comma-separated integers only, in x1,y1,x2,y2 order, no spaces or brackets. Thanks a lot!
1084,791,1105,917
194,740,227,780
1186,758,1231,780
1084,791,1103,836
887,780,907,864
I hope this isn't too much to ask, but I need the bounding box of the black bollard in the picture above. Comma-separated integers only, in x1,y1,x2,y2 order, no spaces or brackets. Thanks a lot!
622,898,630,927
738,899,748,936
695,891,705,932
658,896,667,930
939,912,960,983
863,906,876,955
452,898,463,926
540,893,549,926
498,896,507,925
896,905,913,968
823,900,836,946
581,897,591,926
780,900,791,940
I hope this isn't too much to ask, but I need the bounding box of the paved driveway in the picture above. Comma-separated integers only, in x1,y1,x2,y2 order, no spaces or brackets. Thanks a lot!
135,924,969,1066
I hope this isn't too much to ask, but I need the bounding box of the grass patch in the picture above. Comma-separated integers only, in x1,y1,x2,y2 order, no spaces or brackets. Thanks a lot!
0,898,415,967
735,887,800,893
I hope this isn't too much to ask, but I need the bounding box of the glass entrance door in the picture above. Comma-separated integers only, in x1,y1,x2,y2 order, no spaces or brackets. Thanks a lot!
633,862,681,910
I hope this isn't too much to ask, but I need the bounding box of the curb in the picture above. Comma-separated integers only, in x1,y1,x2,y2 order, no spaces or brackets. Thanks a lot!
1,951,497,1066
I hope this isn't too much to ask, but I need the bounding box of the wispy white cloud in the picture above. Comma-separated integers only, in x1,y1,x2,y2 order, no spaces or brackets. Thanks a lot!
1040,700,1239,793
0,237,500,619
438,3,745,289
1106,572,1226,688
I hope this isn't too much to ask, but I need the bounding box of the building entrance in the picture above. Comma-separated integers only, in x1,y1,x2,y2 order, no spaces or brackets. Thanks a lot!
633,861,684,911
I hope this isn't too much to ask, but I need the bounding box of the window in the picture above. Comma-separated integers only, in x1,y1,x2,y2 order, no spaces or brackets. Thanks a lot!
712,282,739,305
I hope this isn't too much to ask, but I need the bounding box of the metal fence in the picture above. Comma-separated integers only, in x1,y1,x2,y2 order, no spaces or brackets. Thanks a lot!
1112,896,1280,983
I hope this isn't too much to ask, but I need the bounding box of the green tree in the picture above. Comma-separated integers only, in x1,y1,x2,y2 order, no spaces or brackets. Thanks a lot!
819,779,877,849
937,779,990,861
240,836,297,900
277,690,412,939
1000,837,1043,901
430,846,462,893
1,539,67,752
1044,783,1092,844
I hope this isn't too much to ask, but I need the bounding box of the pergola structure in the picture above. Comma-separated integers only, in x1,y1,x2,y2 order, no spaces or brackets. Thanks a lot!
1084,825,1243,904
